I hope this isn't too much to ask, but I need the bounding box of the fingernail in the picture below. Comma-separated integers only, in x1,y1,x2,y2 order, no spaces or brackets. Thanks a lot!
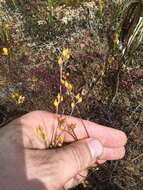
88,139,103,160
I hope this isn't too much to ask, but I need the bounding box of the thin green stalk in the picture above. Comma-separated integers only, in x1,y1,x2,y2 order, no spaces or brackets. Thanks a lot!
47,0,54,24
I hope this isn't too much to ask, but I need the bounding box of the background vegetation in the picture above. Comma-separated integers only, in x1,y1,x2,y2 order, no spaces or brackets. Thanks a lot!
0,0,143,189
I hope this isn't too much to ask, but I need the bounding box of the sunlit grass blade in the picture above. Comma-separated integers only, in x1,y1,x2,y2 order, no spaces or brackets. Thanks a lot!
127,17,143,49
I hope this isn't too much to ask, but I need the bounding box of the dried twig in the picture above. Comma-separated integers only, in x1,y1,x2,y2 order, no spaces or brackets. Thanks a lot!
132,153,143,162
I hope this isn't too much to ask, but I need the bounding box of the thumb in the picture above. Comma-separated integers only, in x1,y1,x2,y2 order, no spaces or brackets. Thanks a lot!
49,138,103,189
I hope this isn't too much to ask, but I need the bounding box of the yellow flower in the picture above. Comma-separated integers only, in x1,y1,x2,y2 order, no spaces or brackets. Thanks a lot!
101,70,105,76
11,92,19,99
53,93,63,111
75,93,82,103
18,95,25,104
77,97,82,103
57,93,63,102
82,180,88,188
2,47,9,56
71,102,75,109
32,76,38,82
62,48,71,60
36,125,48,143
75,93,80,100
5,24,9,29
58,116,66,130
61,79,65,85
64,81,73,91
54,99,59,110
108,56,115,64
112,33,120,45
55,134,64,147
58,57,63,65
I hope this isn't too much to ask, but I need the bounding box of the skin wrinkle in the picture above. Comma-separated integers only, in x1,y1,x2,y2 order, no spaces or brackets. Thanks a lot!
65,170,88,189
25,151,55,183
38,143,90,189
69,142,92,172
41,156,66,189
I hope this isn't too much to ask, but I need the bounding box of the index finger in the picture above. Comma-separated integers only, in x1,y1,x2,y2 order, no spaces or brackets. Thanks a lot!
20,111,127,148
62,115,127,148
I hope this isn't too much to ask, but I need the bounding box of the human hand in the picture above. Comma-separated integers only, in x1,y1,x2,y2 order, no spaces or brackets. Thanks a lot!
0,111,127,190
